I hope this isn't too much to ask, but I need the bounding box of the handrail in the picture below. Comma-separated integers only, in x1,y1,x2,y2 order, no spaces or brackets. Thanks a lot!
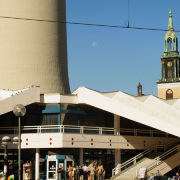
135,144,180,177
112,138,180,177
0,125,172,137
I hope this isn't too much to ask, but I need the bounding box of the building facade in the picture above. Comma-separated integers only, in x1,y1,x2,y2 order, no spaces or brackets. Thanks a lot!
0,86,179,180
0,2,180,180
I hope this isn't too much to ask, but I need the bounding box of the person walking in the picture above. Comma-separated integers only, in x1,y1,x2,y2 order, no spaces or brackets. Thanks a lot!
68,165,73,180
90,164,95,180
80,166,84,180
76,165,80,180
57,165,63,180
97,164,103,180
83,164,88,180
72,166,76,180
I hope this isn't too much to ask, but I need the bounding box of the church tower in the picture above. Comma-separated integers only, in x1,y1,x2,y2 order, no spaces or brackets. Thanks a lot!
157,9,180,99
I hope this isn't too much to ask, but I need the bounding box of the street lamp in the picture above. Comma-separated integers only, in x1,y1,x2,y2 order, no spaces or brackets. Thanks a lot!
1,136,11,180
13,104,26,180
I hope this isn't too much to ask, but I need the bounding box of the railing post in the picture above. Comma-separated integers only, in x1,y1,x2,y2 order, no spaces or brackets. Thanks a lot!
157,157,159,165
40,126,41,133
166,133,168,138
62,126,64,133
59,125,61,133
134,130,137,136
134,157,136,164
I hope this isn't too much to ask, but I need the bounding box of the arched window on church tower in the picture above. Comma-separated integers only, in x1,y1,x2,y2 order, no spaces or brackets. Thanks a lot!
167,37,172,50
176,38,178,50
166,89,173,99
173,39,175,50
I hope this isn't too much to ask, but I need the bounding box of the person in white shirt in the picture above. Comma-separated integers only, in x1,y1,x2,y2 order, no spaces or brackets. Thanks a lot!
83,165,88,180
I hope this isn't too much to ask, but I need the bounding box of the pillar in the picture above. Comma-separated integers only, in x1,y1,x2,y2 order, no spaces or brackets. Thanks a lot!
162,61,165,80
174,60,176,79
79,148,83,166
177,60,179,78
115,149,121,167
35,148,40,180
114,115,120,135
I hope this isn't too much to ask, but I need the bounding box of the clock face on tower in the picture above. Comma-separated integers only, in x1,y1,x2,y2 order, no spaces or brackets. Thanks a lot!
167,62,172,67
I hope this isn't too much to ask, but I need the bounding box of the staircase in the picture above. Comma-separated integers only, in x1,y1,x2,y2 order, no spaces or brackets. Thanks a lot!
111,138,180,180
144,144,180,177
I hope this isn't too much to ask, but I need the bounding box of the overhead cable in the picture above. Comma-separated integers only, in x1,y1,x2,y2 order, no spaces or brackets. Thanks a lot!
0,15,179,32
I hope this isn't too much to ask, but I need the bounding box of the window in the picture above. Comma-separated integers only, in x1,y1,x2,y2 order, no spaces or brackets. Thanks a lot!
166,89,173,99
167,37,172,50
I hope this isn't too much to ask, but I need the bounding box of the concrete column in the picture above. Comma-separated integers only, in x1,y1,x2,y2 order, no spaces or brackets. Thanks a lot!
35,148,40,180
114,114,120,135
115,149,121,167
79,148,83,166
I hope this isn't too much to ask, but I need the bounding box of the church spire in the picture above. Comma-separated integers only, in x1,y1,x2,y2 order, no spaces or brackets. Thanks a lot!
168,8,174,31
163,9,178,54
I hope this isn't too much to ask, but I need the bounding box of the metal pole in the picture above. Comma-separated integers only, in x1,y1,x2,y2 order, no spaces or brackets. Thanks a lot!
19,116,21,180
4,145,7,180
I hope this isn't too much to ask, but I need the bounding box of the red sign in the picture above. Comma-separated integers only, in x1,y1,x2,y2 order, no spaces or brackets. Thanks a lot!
72,138,74,141
110,144,111,146
72,142,74,145
26,139,28,141
26,143,28,145
50,138,52,141
50,142,52,145
91,139,93,141
110,139,111,142
91,143,93,145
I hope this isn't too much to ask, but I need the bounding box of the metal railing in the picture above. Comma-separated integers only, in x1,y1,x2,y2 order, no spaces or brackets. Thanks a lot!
136,144,180,177
0,125,172,137
112,138,180,178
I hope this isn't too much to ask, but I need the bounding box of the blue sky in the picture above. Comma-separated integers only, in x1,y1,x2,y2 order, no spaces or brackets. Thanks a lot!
66,0,180,96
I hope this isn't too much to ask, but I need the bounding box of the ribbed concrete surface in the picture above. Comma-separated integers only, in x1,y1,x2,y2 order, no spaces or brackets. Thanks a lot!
0,0,70,94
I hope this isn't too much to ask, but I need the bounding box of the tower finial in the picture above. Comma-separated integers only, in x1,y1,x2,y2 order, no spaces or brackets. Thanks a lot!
168,8,174,31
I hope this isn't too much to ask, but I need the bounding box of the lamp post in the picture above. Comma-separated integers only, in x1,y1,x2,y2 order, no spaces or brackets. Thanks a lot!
13,104,26,180
1,136,11,180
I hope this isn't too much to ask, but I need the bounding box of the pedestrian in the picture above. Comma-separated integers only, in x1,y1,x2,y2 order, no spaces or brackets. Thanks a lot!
57,165,63,180
72,166,76,180
90,164,95,180
76,165,80,180
80,166,84,180
83,164,88,180
97,164,103,180
68,165,73,180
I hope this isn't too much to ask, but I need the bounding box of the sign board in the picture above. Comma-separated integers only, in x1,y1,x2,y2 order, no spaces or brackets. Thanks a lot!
138,168,146,178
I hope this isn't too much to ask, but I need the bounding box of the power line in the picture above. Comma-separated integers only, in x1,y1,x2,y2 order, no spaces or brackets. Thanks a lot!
0,15,180,33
